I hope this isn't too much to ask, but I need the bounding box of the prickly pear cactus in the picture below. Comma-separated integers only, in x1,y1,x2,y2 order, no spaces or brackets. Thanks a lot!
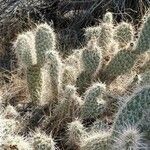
112,86,150,136
15,24,57,104
101,50,137,83
1,135,32,150
81,40,102,74
80,132,110,150
40,51,62,105
103,12,113,24
67,120,87,146
32,131,55,150
114,22,134,48
81,82,106,119
35,23,56,65
9,10,150,150
134,13,150,54
112,126,146,150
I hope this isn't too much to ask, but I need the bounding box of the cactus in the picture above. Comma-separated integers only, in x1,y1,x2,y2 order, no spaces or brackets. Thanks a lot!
101,12,150,83
80,132,110,150
7,11,150,150
35,23,56,65
77,39,102,94
40,51,62,105
81,82,106,119
134,13,150,54
76,71,92,95
26,65,42,103
4,105,19,119
103,12,113,24
139,60,150,73
67,119,87,146
62,65,78,88
1,135,32,150
114,22,134,48
15,24,58,104
98,23,113,51
55,85,82,119
139,109,150,139
81,40,102,74
15,32,35,67
85,26,101,42
15,32,42,103
112,125,147,150
112,86,150,136
32,130,55,150
90,120,111,132
101,50,137,83
64,49,81,72
138,71,150,86
0,118,20,139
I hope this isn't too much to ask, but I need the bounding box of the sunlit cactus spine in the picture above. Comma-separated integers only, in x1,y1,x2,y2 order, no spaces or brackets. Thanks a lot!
114,22,134,48
40,50,62,105
112,125,146,150
134,12,150,54
35,23,56,65
32,130,55,150
80,132,110,150
67,119,87,147
81,82,106,119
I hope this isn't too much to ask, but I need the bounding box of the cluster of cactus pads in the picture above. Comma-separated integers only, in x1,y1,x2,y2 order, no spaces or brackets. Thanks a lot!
0,11,150,150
